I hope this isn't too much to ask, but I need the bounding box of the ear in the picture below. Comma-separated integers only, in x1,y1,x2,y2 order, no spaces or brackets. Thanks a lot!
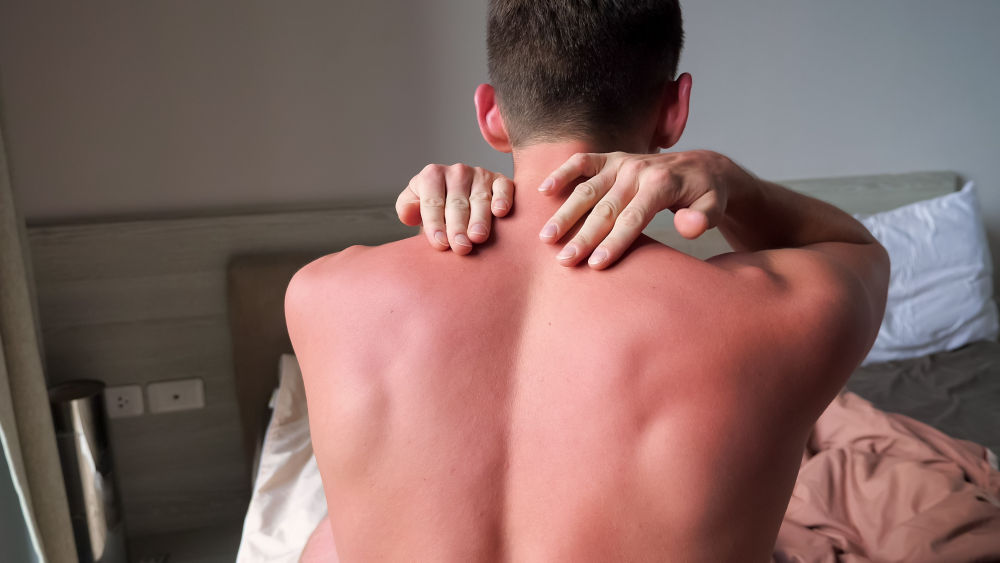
651,72,692,151
474,83,513,153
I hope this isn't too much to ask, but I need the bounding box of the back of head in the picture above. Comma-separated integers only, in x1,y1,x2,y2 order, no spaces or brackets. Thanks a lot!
487,0,684,150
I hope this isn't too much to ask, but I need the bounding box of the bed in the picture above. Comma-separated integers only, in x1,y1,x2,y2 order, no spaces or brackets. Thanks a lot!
226,171,1000,562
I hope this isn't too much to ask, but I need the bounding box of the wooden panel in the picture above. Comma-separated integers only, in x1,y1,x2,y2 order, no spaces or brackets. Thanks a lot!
30,204,410,281
28,201,415,536
644,170,960,259
34,273,223,328
782,170,959,215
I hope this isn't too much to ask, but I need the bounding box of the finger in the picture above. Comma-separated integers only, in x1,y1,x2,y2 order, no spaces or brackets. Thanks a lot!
586,196,657,270
414,165,450,250
490,176,515,217
538,152,608,195
395,180,422,226
467,170,495,243
674,190,721,240
539,169,618,244
444,164,475,255
553,168,640,265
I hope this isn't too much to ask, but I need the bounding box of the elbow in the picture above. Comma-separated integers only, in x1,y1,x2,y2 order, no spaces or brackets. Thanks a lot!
869,241,891,325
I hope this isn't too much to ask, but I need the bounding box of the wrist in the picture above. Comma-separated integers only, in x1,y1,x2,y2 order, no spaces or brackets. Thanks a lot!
715,154,761,222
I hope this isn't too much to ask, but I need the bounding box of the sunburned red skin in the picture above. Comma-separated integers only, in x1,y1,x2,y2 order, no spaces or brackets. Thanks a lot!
289,143,884,563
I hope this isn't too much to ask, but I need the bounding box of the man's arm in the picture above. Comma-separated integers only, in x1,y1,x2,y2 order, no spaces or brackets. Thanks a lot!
707,166,890,416
714,167,877,252
711,166,889,332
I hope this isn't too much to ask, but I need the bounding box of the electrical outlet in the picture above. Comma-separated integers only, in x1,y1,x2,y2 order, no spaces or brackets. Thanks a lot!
147,378,205,414
104,385,144,418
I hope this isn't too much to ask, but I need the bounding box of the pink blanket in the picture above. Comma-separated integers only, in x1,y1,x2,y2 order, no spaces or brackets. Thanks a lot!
774,392,1000,562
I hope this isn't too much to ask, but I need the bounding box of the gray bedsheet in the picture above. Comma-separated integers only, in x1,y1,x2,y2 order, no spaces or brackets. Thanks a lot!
846,339,1000,455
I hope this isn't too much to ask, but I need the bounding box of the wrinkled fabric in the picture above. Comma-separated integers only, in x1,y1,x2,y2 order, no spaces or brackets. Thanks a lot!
774,392,1000,562
237,355,328,563
848,339,1000,457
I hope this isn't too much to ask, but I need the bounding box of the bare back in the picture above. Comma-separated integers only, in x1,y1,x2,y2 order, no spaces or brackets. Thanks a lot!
286,216,857,561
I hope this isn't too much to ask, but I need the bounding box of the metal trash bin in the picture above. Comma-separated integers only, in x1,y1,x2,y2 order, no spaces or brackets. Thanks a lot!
49,380,124,563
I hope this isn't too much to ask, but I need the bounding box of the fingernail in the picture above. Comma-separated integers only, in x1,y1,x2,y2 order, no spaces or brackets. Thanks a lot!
454,233,472,247
469,223,488,237
556,244,577,261
539,223,558,239
588,247,609,266
434,231,448,246
493,200,509,213
538,178,554,192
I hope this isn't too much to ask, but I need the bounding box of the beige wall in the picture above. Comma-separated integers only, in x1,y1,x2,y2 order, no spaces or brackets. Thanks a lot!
0,0,507,223
2,0,999,238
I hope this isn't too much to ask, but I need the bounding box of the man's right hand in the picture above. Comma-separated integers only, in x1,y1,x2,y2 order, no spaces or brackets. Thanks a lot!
535,150,743,268
396,163,515,256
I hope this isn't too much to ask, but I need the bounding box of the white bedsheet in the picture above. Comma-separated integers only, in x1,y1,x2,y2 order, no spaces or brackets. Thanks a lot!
236,354,328,563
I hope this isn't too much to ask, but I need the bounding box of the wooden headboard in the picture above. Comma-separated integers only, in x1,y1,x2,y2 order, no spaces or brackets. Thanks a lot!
28,170,960,538
226,252,321,474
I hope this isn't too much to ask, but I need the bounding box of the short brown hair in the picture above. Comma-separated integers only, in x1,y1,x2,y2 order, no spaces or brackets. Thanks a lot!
487,0,684,149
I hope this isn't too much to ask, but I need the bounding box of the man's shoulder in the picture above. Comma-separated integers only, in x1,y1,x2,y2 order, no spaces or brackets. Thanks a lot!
285,246,359,298
285,237,430,313
289,237,421,282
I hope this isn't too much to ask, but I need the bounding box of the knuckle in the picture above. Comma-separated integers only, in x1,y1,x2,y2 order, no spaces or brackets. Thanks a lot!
644,167,672,186
422,196,445,209
469,191,492,203
593,200,618,220
573,182,597,199
447,197,470,210
619,206,647,228
622,158,647,175
569,153,590,170
447,163,474,183
422,163,444,176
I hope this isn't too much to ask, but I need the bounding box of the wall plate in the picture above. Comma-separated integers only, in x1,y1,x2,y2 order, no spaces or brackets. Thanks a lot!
104,385,144,418
147,378,205,414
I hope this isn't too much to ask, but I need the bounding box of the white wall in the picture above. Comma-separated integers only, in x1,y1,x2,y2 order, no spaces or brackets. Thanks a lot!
675,1,1000,223
2,1,999,243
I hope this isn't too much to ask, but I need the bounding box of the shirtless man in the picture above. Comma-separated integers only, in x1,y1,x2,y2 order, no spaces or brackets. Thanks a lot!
287,1,889,561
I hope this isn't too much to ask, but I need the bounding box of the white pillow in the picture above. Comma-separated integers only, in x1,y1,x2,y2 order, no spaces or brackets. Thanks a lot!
237,354,328,563
858,181,999,365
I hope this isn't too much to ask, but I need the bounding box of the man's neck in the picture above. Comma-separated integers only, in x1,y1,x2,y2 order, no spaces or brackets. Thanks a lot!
496,139,654,247
506,141,601,229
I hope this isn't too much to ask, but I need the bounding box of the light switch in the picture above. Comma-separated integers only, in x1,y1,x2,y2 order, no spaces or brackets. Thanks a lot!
147,378,205,413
